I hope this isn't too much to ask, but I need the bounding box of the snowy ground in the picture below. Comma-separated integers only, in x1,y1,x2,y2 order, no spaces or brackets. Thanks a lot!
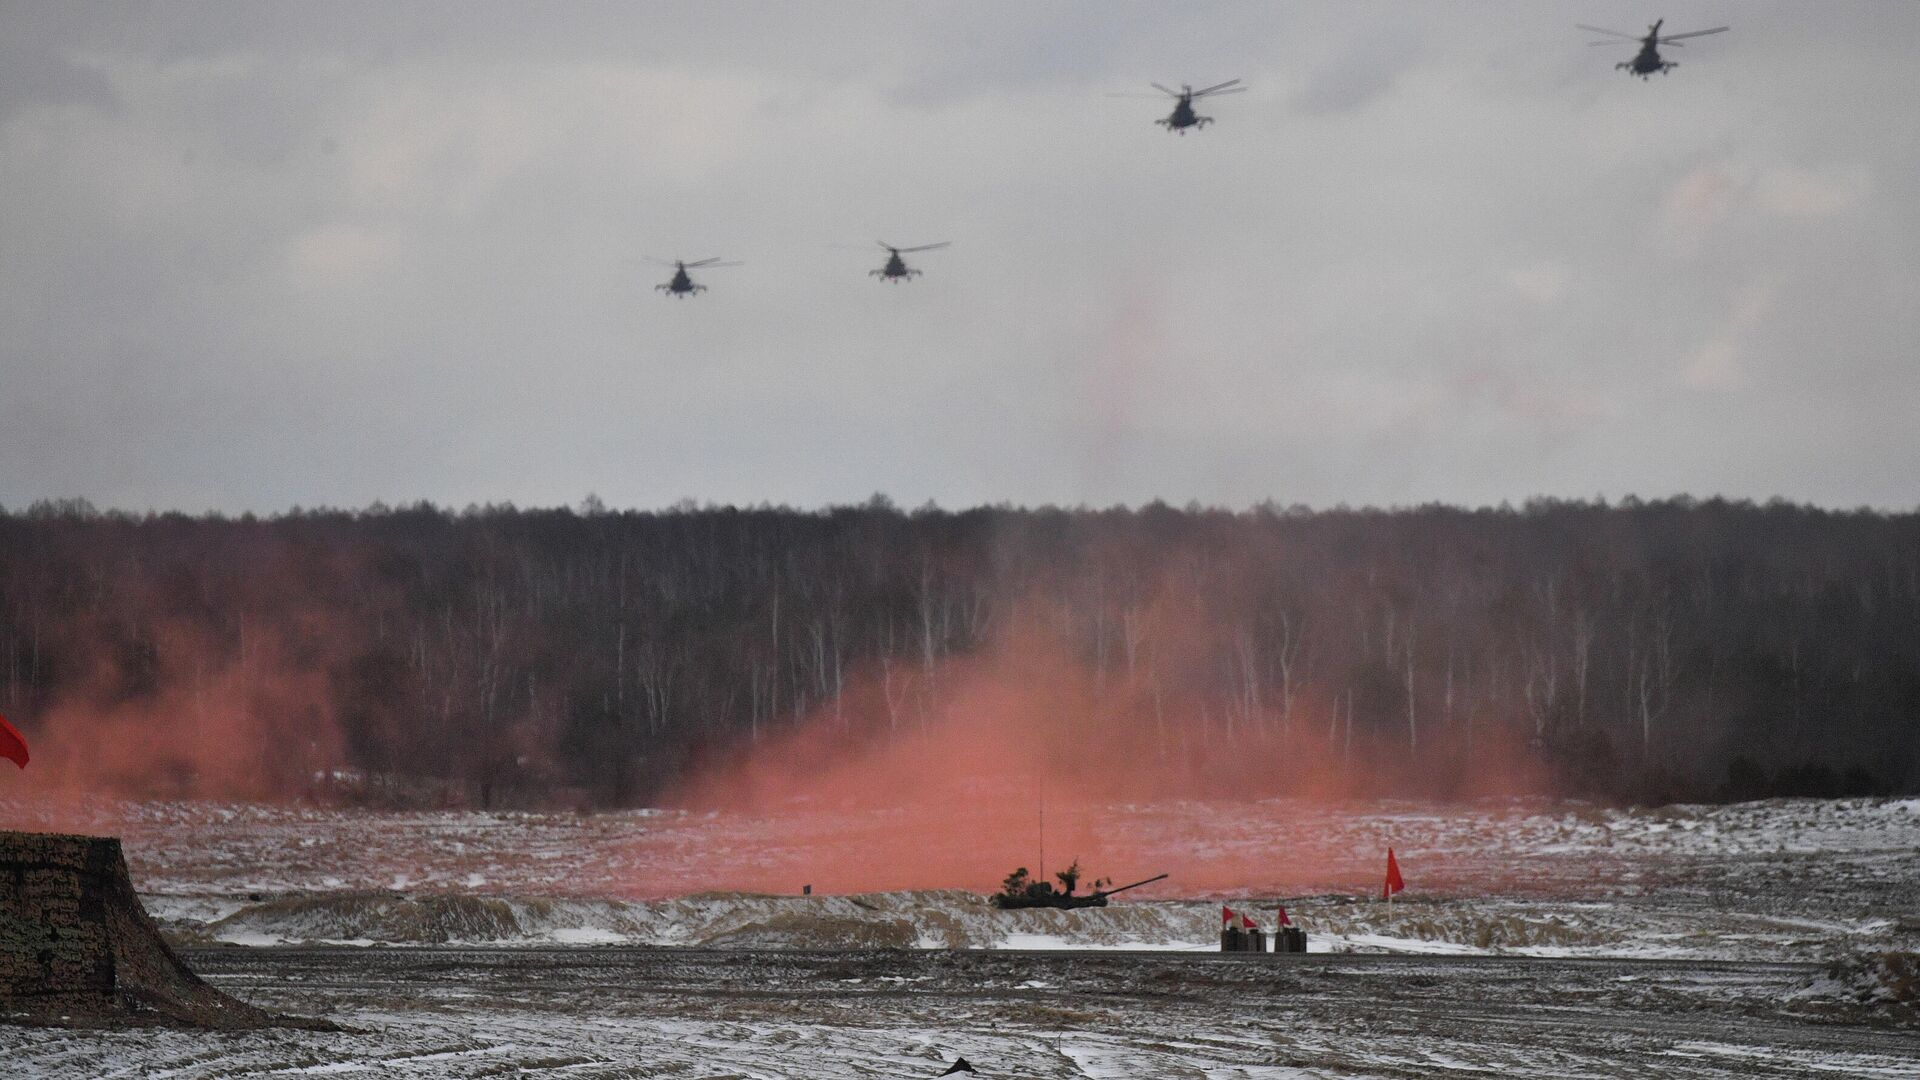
9,948,1917,1078
17,793,1920,903
2,794,1914,959
129,885,1917,963
2,796,1916,1075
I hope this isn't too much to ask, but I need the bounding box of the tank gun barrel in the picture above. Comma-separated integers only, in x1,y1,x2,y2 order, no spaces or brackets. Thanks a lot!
1096,872,1169,896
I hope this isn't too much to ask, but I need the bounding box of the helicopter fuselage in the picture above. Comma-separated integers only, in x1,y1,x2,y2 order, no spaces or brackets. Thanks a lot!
657,266,705,296
1622,20,1674,78
872,251,920,281
1624,42,1672,77
1159,97,1209,133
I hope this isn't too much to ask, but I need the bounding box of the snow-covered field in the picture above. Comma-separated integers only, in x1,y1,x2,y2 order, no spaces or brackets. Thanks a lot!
11,946,1919,1078
4,793,1916,959
2,796,1916,1076
132,884,1917,963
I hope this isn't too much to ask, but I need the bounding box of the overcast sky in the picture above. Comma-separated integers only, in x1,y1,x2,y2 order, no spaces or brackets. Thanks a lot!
3,2,1917,514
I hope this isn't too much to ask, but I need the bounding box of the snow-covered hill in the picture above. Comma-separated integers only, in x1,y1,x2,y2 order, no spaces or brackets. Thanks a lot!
7,795,1916,959
151,887,1914,961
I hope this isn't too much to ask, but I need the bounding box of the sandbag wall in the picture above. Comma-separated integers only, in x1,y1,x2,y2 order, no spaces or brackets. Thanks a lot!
0,830,279,1027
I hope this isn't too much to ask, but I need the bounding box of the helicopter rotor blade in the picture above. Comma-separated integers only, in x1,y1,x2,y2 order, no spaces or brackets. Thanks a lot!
1149,82,1180,97
1192,78,1242,96
896,242,950,254
683,257,725,268
1196,86,1248,96
1660,26,1728,41
699,261,744,269
1575,24,1641,40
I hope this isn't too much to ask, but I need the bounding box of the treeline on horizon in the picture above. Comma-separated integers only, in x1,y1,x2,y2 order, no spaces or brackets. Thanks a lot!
1,494,1916,807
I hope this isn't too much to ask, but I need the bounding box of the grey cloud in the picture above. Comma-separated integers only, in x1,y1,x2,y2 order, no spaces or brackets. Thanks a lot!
0,43,118,118
1290,22,1424,115
1,1,1917,514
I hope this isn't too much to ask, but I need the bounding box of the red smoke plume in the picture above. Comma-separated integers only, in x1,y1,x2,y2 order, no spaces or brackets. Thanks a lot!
657,608,1547,895
1,549,1554,897
23,614,345,802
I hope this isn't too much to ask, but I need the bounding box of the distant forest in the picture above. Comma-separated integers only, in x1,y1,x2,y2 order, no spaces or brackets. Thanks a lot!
2,496,1916,806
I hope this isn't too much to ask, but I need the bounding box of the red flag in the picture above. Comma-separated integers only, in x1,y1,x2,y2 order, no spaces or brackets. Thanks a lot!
1382,847,1405,900
1221,904,1237,927
0,714,27,769
1276,905,1292,927
1240,913,1259,930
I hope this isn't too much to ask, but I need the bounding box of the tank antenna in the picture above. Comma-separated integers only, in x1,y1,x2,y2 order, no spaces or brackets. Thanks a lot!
1037,780,1046,888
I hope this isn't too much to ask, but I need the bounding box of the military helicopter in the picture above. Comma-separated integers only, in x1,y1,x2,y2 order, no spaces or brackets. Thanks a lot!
870,241,950,282
1580,20,1729,79
648,257,740,297
1112,79,1246,133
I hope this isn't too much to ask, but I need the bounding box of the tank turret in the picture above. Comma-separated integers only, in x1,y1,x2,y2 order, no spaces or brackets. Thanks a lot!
990,867,1168,910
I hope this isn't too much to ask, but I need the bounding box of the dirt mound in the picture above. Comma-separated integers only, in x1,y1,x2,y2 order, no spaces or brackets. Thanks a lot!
191,887,1207,949
702,912,921,949
0,831,322,1029
207,892,664,945
214,891,533,944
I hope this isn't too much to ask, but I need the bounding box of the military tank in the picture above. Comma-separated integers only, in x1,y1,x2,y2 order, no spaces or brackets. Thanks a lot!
990,863,1169,911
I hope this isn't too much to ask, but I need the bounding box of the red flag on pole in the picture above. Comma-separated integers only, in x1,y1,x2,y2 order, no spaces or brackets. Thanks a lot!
0,714,27,769
1382,847,1405,900
1275,905,1292,927
1221,904,1237,927
1240,913,1259,930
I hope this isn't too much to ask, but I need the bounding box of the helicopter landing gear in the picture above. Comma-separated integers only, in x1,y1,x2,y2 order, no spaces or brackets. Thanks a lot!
1156,117,1212,135
1620,61,1676,80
